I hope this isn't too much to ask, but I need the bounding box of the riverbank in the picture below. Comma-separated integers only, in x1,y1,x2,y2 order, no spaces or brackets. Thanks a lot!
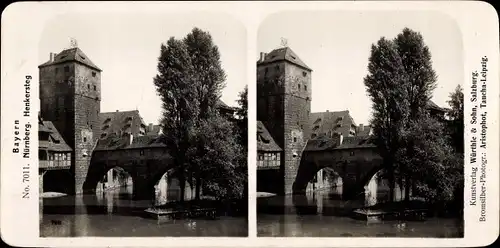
355,199,463,219
152,198,248,217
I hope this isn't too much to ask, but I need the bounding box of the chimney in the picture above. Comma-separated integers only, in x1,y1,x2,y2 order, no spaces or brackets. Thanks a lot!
359,124,364,132
326,110,329,112
259,52,267,62
333,132,343,146
129,133,134,146
49,52,56,62
148,123,153,132
116,110,119,112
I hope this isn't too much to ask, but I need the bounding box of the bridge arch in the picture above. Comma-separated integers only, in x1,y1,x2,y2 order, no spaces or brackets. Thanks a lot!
82,163,136,196
293,154,383,199
95,166,134,193
293,160,345,195
149,168,195,205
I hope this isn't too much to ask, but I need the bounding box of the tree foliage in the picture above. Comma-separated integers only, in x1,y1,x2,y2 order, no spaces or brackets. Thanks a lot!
364,28,461,204
153,37,198,201
154,28,244,203
364,37,410,200
394,28,438,201
236,85,248,148
447,85,464,153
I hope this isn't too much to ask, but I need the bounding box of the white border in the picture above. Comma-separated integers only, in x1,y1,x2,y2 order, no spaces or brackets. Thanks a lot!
1,1,499,247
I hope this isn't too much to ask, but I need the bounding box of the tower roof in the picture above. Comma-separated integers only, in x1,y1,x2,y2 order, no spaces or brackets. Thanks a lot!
39,47,102,71
258,47,312,71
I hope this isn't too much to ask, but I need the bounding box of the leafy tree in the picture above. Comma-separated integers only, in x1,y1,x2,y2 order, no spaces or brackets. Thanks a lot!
447,84,464,153
236,85,248,147
364,37,410,201
194,114,246,200
155,28,244,203
397,115,462,204
153,37,198,202
394,28,437,201
183,28,227,201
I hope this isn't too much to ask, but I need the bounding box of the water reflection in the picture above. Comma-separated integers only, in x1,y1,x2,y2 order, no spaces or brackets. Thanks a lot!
257,186,463,237
40,185,247,237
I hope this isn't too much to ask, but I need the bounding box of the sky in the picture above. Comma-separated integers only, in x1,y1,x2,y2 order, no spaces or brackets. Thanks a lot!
258,11,463,126
38,12,247,125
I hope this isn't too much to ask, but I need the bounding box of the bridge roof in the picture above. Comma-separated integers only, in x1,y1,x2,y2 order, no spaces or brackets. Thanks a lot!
99,110,147,138
39,121,73,152
257,121,282,152
94,134,165,151
309,110,356,137
304,135,375,151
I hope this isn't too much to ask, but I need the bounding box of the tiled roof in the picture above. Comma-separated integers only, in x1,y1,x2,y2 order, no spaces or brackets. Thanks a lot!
257,121,282,151
427,100,447,112
99,110,147,139
38,47,101,71
94,134,165,151
217,99,236,110
39,121,72,152
258,47,312,71
128,135,166,149
309,110,356,138
305,135,376,152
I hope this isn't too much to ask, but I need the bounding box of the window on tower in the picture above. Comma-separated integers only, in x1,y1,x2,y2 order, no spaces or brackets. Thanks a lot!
303,71,307,77
305,85,307,91
87,84,90,89
92,71,96,77
293,137,297,142
94,85,97,91
298,84,301,90
83,137,87,142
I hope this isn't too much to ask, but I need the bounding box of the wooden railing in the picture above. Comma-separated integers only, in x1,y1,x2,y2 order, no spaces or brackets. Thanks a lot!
39,160,71,169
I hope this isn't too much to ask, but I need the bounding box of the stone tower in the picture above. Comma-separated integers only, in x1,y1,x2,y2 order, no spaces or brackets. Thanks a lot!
39,47,101,194
257,47,312,194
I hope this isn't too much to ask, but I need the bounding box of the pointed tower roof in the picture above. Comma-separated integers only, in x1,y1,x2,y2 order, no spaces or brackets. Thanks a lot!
38,47,101,71
257,47,312,71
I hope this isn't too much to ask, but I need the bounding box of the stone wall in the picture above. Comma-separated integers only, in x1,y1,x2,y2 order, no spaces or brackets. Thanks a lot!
73,64,101,194
283,62,311,194
257,59,312,195
39,60,101,195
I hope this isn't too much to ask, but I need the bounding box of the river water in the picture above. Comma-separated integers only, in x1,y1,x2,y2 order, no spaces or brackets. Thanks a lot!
39,185,248,237
257,187,463,237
